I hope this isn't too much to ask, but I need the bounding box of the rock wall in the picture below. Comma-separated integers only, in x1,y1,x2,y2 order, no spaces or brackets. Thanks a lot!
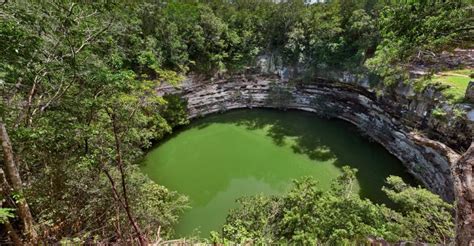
382,80,473,152
453,142,474,246
254,52,473,152
160,76,469,202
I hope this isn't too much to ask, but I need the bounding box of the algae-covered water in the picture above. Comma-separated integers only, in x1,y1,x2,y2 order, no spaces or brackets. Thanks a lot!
142,109,415,237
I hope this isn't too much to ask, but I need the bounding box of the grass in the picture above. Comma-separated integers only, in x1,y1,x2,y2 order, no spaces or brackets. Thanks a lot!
429,69,472,103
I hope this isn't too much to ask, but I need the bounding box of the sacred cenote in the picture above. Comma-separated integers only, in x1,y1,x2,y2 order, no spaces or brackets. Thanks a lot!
142,109,416,237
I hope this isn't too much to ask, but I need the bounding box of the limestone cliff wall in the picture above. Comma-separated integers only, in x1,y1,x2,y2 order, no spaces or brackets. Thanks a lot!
453,142,474,246
382,80,473,152
158,76,470,202
253,52,473,152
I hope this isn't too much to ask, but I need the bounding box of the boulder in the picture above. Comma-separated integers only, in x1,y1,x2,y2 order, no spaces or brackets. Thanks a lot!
466,81,474,102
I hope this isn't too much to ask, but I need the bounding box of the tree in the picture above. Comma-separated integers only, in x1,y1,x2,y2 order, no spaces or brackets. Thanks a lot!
366,1,471,84
0,121,37,241
220,168,455,244
383,176,454,244
1,1,188,243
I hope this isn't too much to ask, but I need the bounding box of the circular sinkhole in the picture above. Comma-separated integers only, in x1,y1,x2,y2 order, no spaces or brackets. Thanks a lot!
142,109,416,237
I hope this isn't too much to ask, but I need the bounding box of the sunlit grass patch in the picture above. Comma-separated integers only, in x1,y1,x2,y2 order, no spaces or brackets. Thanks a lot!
429,69,472,103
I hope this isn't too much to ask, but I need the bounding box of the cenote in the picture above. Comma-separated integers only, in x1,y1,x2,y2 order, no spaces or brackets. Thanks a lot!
142,109,416,237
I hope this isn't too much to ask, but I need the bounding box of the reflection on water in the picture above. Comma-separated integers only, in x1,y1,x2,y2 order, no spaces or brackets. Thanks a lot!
142,109,415,237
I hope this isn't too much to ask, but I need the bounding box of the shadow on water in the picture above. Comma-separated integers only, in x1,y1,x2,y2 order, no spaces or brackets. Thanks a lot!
190,108,417,205
142,108,419,236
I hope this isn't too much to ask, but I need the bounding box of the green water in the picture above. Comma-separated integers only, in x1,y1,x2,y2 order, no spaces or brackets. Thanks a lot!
142,109,415,238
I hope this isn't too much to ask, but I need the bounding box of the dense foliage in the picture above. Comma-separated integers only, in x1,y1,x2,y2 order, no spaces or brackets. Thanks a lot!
0,0,470,244
0,1,191,244
215,168,454,245
366,0,472,84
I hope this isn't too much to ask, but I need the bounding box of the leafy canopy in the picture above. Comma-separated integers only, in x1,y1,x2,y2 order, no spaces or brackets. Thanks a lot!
215,167,454,245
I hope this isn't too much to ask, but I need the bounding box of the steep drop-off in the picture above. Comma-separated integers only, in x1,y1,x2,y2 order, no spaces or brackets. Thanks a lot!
159,74,472,202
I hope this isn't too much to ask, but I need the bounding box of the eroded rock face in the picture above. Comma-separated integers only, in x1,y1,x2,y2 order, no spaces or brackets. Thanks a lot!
159,73,474,243
381,80,472,152
159,76,470,201
466,81,474,103
453,142,474,246
408,48,474,74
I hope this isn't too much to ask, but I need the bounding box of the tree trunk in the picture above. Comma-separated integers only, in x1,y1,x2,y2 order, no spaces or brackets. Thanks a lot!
102,168,147,246
3,221,23,246
0,121,37,242
104,111,147,246
453,142,474,246
1,168,24,246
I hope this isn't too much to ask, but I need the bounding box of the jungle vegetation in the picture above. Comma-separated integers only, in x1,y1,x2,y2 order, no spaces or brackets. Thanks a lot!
0,0,471,244
214,167,454,245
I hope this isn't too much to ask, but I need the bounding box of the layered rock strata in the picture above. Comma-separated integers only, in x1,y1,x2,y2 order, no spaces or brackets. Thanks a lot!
159,76,472,202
